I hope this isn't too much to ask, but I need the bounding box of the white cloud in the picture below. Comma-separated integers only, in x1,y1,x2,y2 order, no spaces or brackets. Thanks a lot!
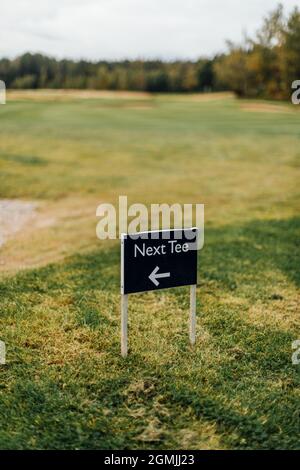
0,0,299,60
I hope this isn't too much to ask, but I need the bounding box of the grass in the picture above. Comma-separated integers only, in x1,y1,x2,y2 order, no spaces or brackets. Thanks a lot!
0,92,299,449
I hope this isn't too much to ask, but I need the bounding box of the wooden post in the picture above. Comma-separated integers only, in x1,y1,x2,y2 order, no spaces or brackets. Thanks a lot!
121,294,128,357
0,340,5,365
189,285,196,345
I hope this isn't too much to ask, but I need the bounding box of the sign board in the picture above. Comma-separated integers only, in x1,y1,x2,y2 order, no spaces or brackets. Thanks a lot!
120,228,198,356
121,228,198,294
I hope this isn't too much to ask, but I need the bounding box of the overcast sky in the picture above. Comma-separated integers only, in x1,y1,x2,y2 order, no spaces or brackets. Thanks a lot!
1,0,299,61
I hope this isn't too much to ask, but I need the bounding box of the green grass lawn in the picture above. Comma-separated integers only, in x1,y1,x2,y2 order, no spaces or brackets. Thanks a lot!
0,92,299,449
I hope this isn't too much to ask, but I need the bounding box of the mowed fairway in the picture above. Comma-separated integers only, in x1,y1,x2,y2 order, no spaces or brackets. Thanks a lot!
0,92,299,449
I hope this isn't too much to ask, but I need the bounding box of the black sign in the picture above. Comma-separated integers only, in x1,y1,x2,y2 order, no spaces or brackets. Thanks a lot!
121,228,198,294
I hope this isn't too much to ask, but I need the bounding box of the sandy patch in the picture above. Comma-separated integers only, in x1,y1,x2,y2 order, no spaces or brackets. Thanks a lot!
7,89,235,103
7,89,152,101
0,196,99,273
0,200,37,247
240,102,294,114
164,92,235,102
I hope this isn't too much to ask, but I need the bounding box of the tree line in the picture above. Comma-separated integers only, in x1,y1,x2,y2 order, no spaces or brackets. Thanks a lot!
0,56,216,94
0,4,299,100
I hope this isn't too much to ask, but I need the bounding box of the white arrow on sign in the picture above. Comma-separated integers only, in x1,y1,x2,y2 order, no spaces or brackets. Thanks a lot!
149,266,171,287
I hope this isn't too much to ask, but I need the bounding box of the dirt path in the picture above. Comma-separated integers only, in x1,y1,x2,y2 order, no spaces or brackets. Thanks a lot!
0,200,37,247
0,197,98,274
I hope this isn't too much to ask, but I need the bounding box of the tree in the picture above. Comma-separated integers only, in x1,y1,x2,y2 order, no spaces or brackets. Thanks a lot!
281,7,300,97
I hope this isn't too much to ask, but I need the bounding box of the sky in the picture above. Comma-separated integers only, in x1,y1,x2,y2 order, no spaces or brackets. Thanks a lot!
1,0,299,61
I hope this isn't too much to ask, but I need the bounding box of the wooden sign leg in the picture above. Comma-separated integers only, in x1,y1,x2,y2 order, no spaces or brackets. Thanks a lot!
0,340,5,364
189,285,196,345
121,294,128,357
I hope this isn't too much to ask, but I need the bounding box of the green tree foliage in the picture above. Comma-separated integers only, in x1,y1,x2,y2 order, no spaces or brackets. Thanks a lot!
281,7,300,93
0,55,216,93
0,4,298,99
214,4,300,99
